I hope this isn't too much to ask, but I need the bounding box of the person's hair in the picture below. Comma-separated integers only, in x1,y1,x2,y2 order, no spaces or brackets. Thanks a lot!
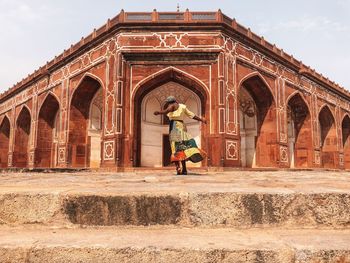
165,96,177,103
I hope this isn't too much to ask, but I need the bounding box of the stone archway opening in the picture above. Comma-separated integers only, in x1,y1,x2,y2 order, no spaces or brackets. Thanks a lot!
133,68,208,168
239,75,276,168
35,94,60,168
287,94,312,168
13,107,31,168
342,115,350,169
68,76,102,168
0,116,10,168
140,81,201,167
319,106,337,168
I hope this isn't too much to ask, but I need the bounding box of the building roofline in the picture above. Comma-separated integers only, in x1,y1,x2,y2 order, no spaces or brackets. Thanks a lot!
1,9,348,103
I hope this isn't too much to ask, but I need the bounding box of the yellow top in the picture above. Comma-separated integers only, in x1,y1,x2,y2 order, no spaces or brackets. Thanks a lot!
167,103,195,121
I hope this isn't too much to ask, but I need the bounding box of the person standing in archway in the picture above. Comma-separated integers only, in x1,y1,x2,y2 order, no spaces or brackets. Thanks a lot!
154,96,207,175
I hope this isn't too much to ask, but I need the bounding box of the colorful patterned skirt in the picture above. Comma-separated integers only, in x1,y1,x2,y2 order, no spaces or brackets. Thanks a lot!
169,120,206,163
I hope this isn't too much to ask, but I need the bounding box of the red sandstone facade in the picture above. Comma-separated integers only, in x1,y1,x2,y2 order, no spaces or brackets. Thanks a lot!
1,10,350,170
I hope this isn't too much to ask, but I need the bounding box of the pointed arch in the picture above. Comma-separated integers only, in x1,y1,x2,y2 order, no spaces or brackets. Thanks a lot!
133,66,209,128
318,105,337,168
341,114,350,146
237,71,276,104
0,115,11,128
287,92,311,138
286,91,311,114
341,114,350,168
132,67,208,167
70,73,105,106
35,93,60,168
341,112,350,124
318,104,335,121
0,115,11,168
0,113,11,132
318,105,336,146
287,92,312,168
13,106,31,168
133,66,210,99
68,75,103,168
15,105,31,125
238,72,277,167
38,91,60,114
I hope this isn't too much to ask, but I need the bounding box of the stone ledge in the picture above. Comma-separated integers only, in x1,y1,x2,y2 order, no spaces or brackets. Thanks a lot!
0,227,349,263
1,171,349,228
1,192,350,228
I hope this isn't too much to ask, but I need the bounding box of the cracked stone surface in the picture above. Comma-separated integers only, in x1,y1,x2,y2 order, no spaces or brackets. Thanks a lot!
0,170,350,228
1,170,350,262
0,226,350,263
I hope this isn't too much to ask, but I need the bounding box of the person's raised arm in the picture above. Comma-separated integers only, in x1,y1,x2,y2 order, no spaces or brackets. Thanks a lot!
183,106,207,124
193,115,207,124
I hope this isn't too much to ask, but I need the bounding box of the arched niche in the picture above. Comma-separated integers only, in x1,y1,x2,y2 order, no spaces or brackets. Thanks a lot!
287,93,312,168
0,116,10,168
68,76,102,168
239,74,277,167
13,107,31,168
319,106,337,168
342,115,350,169
35,94,60,168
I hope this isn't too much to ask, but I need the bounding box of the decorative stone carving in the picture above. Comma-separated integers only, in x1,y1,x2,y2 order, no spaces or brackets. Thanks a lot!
104,141,114,161
226,140,238,160
58,147,66,163
280,146,288,163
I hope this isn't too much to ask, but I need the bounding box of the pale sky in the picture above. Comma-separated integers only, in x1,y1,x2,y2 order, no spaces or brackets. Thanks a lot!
0,0,349,92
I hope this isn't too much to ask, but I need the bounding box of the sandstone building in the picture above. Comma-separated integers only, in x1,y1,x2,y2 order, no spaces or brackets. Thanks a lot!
0,9,349,170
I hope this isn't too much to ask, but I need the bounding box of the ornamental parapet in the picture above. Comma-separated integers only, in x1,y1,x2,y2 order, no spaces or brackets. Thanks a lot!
0,9,348,102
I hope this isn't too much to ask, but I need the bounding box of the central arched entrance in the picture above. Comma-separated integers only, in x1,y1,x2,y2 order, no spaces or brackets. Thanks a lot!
140,82,201,167
133,67,208,168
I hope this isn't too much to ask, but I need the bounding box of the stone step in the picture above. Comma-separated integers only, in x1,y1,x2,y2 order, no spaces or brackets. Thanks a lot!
1,191,349,228
1,171,349,228
0,226,349,263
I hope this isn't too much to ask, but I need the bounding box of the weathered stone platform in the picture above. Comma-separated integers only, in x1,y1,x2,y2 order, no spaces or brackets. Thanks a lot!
1,226,350,263
1,170,350,262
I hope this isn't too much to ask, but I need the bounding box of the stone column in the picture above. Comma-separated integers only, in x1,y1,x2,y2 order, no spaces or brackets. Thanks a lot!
57,79,70,168
100,41,121,169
